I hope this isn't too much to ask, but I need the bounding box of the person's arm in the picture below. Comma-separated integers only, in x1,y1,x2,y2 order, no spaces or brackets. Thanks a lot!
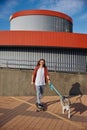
47,75,51,84
47,75,50,80
31,74,34,85
31,66,38,85
45,67,51,84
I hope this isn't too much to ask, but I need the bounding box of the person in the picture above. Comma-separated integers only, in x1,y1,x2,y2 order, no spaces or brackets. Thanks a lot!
31,59,50,108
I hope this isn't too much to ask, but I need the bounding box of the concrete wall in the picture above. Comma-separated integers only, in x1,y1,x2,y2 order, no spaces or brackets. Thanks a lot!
0,68,87,96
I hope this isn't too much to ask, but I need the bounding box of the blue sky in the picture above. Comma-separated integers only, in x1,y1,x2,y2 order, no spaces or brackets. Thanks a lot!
0,0,87,34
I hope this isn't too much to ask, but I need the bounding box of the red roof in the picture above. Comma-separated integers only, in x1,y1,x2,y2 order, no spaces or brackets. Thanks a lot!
10,10,73,23
0,31,87,49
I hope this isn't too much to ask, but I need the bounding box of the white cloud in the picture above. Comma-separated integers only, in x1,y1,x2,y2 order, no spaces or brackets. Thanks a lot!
0,0,35,19
79,13,87,20
38,0,85,16
0,0,18,19
28,0,36,3
0,0,86,20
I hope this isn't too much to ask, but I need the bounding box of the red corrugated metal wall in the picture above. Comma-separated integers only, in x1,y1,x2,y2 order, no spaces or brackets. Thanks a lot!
0,31,87,49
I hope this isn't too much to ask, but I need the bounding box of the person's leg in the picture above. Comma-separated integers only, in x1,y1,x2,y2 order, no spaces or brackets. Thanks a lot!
36,85,41,104
40,85,45,99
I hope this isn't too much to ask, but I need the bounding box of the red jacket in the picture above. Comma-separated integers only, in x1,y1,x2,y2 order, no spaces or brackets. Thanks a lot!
32,66,49,83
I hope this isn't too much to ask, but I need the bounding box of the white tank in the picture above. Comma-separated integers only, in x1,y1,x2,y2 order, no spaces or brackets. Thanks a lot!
10,10,73,32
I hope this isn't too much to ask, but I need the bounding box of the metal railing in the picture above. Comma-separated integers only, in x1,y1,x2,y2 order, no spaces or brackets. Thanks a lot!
0,58,87,73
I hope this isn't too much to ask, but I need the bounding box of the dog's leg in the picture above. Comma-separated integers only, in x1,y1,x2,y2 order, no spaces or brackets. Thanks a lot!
62,106,65,114
68,109,70,118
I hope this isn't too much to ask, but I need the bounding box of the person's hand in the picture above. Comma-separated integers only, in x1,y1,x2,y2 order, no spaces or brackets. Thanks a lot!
48,79,51,85
31,81,34,85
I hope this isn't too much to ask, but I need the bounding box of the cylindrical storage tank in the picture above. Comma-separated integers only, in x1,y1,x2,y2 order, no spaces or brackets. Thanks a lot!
10,10,73,32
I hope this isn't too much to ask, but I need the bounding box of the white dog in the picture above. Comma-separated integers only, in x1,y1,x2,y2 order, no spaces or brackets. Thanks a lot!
60,97,71,119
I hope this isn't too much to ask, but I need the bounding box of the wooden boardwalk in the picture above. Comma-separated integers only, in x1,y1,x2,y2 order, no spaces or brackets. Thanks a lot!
0,95,87,130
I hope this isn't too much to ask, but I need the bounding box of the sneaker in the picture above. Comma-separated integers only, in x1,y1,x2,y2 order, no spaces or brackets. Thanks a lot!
38,103,44,108
36,102,42,108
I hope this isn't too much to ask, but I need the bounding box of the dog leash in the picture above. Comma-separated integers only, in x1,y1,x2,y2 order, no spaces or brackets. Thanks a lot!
49,82,63,100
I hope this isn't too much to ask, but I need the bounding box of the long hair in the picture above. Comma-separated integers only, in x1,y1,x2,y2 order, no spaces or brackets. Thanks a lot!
36,59,46,67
